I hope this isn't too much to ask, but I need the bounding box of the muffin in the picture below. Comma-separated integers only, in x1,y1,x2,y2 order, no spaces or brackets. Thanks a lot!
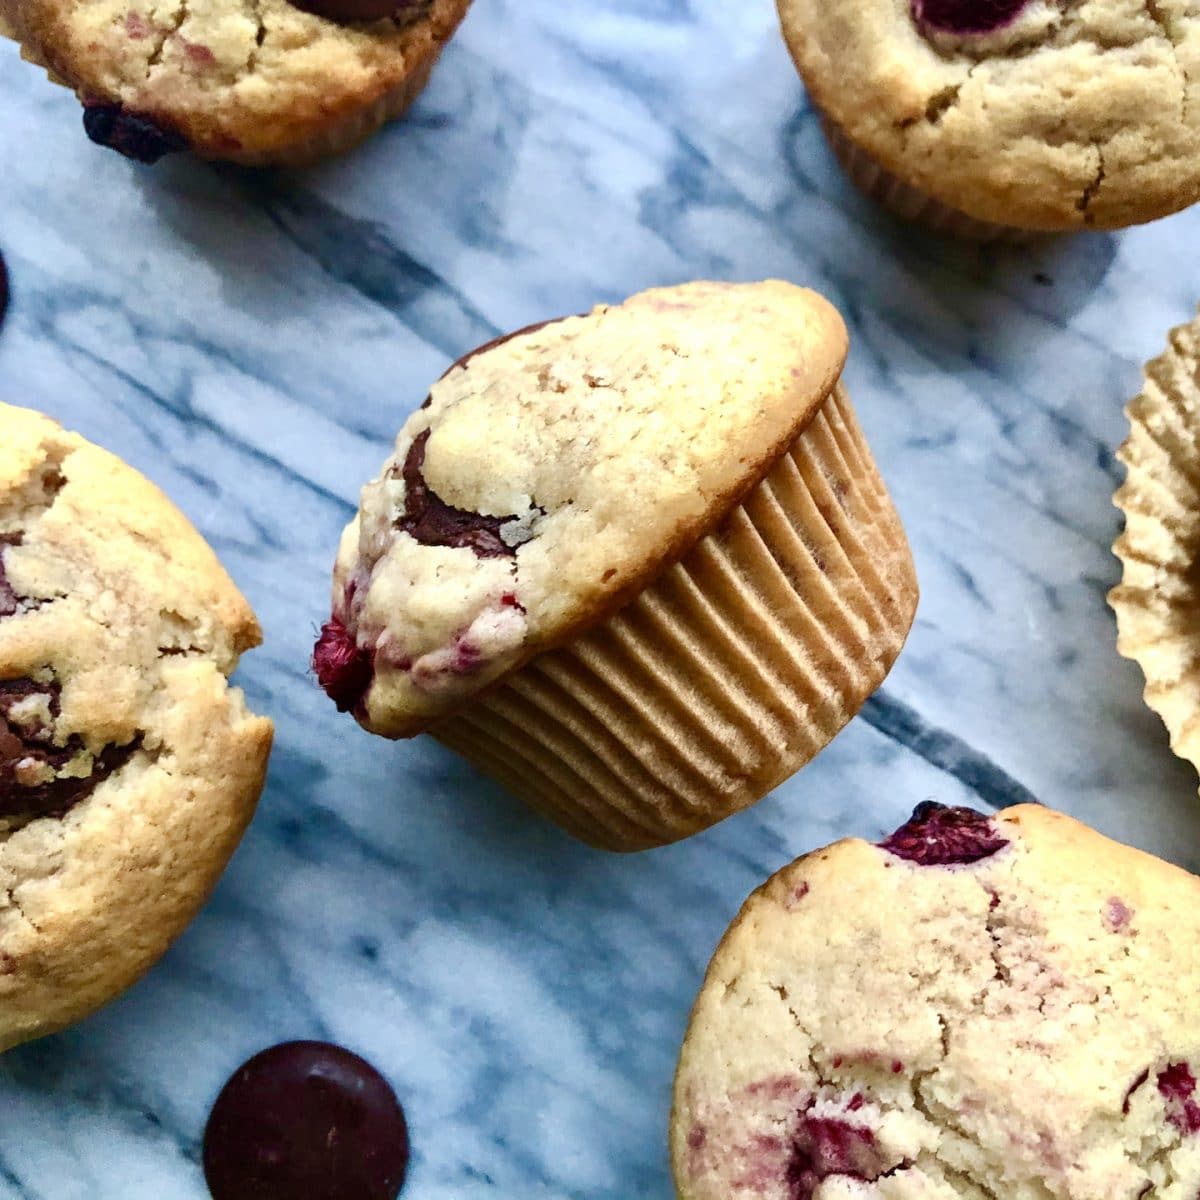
1110,310,1200,790
777,0,1200,238
0,402,272,1051
672,801,1200,1199
0,0,471,164
313,281,918,852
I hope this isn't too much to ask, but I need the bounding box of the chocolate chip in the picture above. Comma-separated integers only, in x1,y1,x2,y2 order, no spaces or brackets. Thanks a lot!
879,801,1009,866
912,0,1031,35
287,0,431,23
0,678,138,820
82,104,187,164
397,430,518,558
203,1041,410,1200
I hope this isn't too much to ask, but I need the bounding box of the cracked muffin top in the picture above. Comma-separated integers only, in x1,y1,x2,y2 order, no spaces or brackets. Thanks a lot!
315,280,848,738
0,402,271,1051
0,0,471,163
777,0,1200,230
672,801,1200,1199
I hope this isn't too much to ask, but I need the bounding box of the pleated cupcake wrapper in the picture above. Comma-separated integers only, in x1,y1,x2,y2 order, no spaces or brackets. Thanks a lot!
432,384,919,852
1109,311,1200,786
5,26,437,167
819,113,1038,244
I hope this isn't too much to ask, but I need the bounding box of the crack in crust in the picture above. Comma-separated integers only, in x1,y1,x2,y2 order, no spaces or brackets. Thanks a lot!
1077,144,1107,217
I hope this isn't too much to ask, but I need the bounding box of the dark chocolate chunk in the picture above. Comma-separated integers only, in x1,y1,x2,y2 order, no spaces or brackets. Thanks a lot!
287,0,431,23
82,104,187,164
0,677,138,820
312,618,374,713
203,1041,410,1200
879,801,1008,866
397,430,517,558
912,0,1031,35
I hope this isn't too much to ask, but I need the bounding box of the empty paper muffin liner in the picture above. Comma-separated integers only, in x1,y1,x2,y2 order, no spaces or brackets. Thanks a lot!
431,383,919,852
1110,311,1200,788
819,114,1036,244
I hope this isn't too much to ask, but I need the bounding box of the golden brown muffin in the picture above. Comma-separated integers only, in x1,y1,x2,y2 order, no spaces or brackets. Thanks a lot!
0,0,471,164
778,0,1200,237
673,802,1200,1199
315,281,918,851
0,402,272,1051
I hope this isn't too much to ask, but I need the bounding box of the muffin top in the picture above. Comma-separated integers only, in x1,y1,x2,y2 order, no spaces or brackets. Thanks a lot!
672,802,1200,1199
0,402,272,1050
778,0,1200,230
315,280,849,738
0,0,470,162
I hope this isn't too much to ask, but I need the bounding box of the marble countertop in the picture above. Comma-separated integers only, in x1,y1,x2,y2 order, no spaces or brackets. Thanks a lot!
2,0,1199,1195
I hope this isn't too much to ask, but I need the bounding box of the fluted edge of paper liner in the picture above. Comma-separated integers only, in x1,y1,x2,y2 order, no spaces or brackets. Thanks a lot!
432,383,920,852
1110,311,1200,789
820,113,1040,244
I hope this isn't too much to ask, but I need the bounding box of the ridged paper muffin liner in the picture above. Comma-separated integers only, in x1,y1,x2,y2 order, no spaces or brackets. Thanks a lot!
1110,311,1200,788
820,113,1039,244
431,383,919,852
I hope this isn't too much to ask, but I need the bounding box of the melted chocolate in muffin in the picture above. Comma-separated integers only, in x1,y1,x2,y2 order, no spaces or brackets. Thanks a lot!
0,677,138,820
400,318,577,551
397,430,519,558
203,1041,410,1200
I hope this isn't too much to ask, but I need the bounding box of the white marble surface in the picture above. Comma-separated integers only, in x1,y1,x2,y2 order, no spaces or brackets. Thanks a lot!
1,0,1199,1195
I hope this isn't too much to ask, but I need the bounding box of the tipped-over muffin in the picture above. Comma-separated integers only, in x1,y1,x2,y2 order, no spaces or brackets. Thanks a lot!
315,281,918,851
0,0,472,164
673,802,1200,1198
0,402,271,1051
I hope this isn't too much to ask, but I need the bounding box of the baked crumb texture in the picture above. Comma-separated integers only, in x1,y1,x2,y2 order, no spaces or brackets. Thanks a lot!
778,0,1200,231
0,0,471,163
0,402,272,1051
324,282,918,850
1111,310,1200,792
672,802,1200,1199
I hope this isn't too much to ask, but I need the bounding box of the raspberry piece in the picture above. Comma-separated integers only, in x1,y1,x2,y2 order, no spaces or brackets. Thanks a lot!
879,802,1008,866
313,618,374,713
82,104,186,163
913,0,1030,35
